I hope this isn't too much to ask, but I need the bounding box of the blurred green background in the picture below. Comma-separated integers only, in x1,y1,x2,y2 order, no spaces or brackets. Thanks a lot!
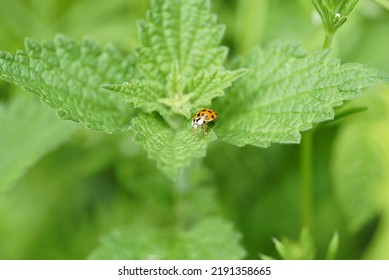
0,0,389,259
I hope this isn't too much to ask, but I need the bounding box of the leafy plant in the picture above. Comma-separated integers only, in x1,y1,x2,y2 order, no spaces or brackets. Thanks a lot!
1,0,386,182
259,229,339,260
312,0,359,47
0,0,388,260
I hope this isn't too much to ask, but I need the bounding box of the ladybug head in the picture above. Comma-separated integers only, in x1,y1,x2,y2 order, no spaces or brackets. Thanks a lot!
192,117,203,129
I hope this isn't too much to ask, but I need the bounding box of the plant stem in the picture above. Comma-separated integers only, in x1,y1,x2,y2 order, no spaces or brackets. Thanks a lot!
323,32,333,49
235,0,268,55
300,130,313,229
172,169,188,231
299,27,334,230
174,168,189,193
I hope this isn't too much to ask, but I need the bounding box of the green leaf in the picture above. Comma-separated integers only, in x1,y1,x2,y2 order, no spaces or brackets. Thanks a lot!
136,0,227,81
102,80,169,115
175,217,245,259
186,68,247,110
325,231,339,260
364,211,389,259
88,217,245,260
130,114,217,180
104,67,246,118
0,95,77,192
88,224,171,260
159,60,194,117
312,0,359,34
330,106,369,124
332,86,389,232
104,0,247,119
216,43,389,147
263,229,340,260
272,228,316,260
374,0,389,10
258,253,275,260
0,34,137,133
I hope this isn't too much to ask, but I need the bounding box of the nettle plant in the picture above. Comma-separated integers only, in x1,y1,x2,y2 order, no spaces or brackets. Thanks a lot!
0,0,388,259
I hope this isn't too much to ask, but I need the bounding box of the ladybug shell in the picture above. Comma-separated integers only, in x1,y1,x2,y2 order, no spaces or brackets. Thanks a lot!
192,109,218,129
195,109,218,122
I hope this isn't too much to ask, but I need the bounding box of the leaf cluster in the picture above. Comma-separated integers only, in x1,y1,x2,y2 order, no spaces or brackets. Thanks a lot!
1,0,387,181
1,0,389,260
312,0,359,34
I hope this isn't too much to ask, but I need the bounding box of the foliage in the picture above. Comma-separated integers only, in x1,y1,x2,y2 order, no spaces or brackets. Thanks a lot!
216,44,387,147
259,229,339,260
1,1,386,180
89,217,245,260
0,95,77,192
312,0,359,34
332,86,389,232
0,36,137,133
0,0,388,260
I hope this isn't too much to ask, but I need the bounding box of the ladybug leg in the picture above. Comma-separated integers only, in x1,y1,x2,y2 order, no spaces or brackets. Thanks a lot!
202,123,208,135
193,127,199,138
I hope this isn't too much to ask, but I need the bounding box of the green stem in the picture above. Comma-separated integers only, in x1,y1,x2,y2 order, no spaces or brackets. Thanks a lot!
299,28,334,230
322,32,333,49
172,168,189,232
174,168,189,193
235,0,268,55
300,130,313,229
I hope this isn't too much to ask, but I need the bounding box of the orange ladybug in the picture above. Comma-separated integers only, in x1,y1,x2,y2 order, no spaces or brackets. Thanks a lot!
192,108,218,135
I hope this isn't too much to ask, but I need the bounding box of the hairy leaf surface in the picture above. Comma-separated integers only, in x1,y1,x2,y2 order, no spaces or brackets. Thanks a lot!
130,114,217,179
216,43,389,147
104,0,244,118
88,218,245,259
0,35,137,133
137,0,227,81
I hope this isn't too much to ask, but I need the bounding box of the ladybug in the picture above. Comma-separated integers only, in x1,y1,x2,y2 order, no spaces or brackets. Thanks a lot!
192,108,218,135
